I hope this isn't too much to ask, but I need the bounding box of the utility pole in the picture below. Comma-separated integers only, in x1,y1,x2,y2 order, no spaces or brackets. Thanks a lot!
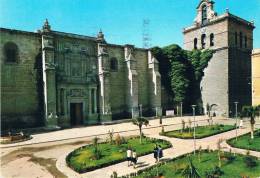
192,105,196,155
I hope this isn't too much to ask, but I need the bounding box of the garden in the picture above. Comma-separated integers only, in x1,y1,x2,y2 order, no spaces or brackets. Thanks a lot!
66,134,171,173
227,129,260,152
161,122,235,139
129,150,260,178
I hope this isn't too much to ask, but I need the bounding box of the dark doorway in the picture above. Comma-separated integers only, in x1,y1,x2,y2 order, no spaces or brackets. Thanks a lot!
70,103,83,126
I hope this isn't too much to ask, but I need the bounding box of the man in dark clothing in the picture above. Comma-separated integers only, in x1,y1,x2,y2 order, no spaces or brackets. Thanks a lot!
153,145,158,163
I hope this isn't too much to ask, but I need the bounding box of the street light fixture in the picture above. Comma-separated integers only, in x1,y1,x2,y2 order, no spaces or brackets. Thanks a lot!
192,105,196,155
180,102,183,117
234,102,239,141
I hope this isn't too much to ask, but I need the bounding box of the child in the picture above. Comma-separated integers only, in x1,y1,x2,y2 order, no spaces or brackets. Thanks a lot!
126,147,132,167
132,149,137,168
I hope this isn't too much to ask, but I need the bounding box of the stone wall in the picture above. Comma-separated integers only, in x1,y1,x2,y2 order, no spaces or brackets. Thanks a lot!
252,49,260,105
0,29,42,129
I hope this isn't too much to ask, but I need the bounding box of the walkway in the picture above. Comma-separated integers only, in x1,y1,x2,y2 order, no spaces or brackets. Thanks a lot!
56,126,257,178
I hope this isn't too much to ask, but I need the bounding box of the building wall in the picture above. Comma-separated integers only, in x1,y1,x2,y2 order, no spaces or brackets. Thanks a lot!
252,49,260,106
107,45,127,119
183,1,254,116
0,29,42,129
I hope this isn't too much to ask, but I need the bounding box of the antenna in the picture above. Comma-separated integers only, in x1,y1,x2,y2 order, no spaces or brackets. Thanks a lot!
142,19,152,49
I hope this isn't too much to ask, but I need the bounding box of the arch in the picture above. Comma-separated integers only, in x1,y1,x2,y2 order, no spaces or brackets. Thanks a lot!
210,33,214,46
201,34,206,49
110,57,118,71
235,32,238,46
201,4,208,25
239,32,243,48
194,38,198,49
244,36,247,48
3,42,19,63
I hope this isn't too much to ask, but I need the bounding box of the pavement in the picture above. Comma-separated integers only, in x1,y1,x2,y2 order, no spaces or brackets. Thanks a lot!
1,116,259,178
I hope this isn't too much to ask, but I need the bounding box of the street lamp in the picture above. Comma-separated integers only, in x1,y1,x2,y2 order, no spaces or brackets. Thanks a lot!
234,102,239,141
180,102,183,117
139,104,143,117
192,105,196,155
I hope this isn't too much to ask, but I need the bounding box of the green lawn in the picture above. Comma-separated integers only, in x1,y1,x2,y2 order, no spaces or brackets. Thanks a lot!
66,137,171,173
227,129,260,152
134,151,260,178
162,124,235,139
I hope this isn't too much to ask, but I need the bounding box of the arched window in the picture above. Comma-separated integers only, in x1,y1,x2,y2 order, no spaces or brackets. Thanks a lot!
235,32,238,46
201,34,206,49
110,57,118,71
194,38,198,49
239,32,243,48
210,33,214,47
3,42,18,63
202,4,208,25
244,36,247,48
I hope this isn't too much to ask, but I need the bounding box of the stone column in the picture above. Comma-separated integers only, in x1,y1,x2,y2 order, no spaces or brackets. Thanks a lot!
97,31,112,122
148,50,162,116
125,45,139,118
41,19,58,128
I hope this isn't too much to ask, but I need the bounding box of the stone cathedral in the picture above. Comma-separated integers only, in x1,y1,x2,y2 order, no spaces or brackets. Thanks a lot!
0,21,161,129
0,0,254,130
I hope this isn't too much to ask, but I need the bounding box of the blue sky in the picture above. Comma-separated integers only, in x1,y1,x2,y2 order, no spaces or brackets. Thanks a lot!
0,0,259,48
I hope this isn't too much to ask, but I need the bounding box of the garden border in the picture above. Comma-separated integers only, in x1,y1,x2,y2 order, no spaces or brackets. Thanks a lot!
66,136,172,173
226,129,260,152
160,125,236,139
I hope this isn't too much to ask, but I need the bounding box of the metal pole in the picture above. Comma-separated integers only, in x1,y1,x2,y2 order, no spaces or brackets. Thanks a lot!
234,102,238,141
181,102,183,117
192,105,196,155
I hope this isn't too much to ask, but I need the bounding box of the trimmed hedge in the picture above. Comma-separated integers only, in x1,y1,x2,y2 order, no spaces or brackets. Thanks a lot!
160,124,236,139
66,137,172,173
227,129,260,152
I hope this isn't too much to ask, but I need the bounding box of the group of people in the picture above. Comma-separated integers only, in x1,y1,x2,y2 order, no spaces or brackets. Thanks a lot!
153,145,163,163
126,148,138,168
126,144,164,169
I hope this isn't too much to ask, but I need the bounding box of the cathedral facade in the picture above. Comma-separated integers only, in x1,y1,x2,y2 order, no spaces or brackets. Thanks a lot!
183,0,254,116
0,21,161,129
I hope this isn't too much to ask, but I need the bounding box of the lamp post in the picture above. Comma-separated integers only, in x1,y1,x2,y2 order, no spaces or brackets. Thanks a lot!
234,102,239,141
192,105,196,155
180,102,183,117
139,104,142,117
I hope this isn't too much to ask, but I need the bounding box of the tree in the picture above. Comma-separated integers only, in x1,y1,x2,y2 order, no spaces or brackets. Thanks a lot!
132,117,149,143
182,157,201,178
241,105,260,139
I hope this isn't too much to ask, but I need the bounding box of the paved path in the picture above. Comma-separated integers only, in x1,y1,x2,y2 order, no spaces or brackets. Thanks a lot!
56,126,257,178
1,116,259,178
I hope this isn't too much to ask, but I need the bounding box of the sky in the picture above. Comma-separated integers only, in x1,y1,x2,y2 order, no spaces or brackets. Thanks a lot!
0,0,259,48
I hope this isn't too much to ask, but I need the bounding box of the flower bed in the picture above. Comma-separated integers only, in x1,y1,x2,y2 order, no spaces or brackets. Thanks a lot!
129,151,260,178
161,124,235,139
66,136,172,173
227,129,260,152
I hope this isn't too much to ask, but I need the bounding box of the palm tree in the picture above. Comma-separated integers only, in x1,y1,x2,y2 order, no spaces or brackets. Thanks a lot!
241,105,260,139
182,157,201,178
132,117,149,143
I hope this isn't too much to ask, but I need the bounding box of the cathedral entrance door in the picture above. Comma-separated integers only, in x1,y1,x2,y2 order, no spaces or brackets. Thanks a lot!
70,103,83,126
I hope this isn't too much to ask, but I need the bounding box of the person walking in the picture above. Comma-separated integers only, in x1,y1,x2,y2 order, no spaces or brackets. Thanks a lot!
153,145,158,163
157,145,163,162
132,149,138,168
127,147,132,167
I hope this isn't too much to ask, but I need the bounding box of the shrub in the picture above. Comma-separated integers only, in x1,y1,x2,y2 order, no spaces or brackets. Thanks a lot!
108,129,114,144
205,166,224,178
244,156,257,168
224,153,236,163
115,134,122,146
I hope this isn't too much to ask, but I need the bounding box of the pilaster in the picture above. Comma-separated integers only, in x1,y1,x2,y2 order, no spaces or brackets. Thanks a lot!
148,51,162,116
41,19,58,127
125,45,139,118
97,31,112,122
